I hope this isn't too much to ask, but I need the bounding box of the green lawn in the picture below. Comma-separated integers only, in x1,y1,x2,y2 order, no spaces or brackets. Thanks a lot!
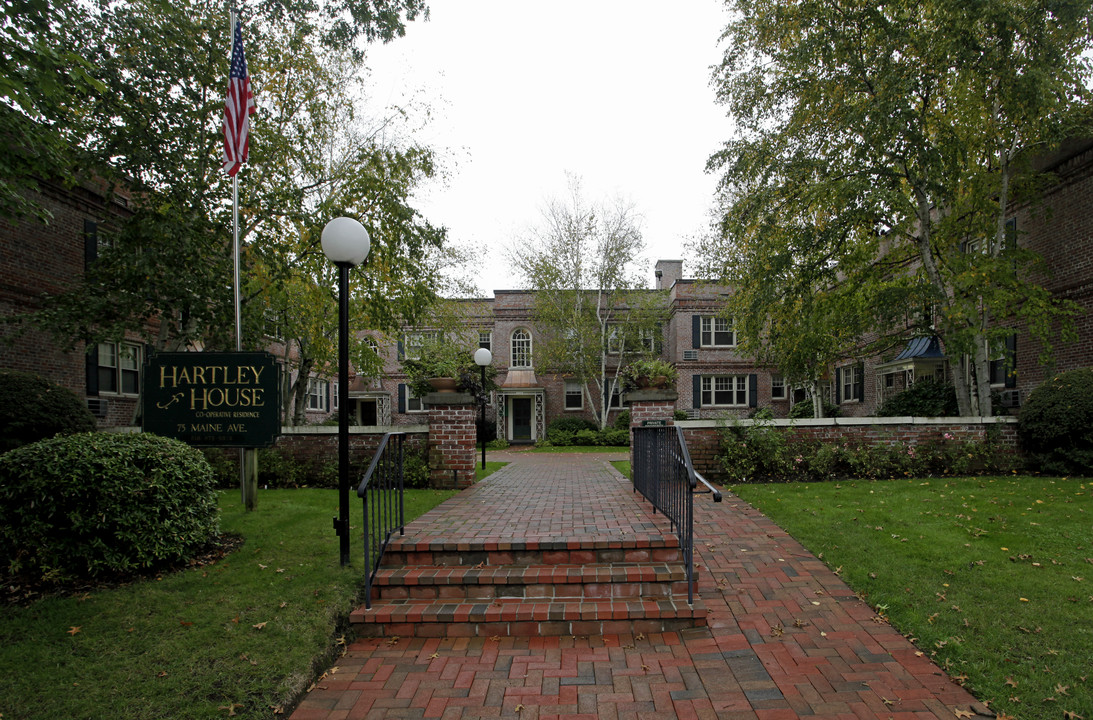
475,460,507,480
0,487,457,720
731,476,1091,720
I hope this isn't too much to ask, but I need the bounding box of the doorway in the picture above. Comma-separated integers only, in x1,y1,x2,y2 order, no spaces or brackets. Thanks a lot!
359,400,377,426
511,397,532,442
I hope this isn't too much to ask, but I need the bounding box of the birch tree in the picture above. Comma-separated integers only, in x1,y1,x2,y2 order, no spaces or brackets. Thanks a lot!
706,0,1091,416
511,178,665,430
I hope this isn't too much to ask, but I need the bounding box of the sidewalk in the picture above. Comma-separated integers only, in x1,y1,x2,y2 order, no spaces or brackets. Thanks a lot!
290,451,991,719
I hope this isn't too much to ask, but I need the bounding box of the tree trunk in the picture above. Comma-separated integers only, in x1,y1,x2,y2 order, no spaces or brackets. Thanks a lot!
291,357,313,426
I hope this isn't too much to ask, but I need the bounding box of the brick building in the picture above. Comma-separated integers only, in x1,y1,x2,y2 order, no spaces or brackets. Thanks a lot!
5,142,1090,434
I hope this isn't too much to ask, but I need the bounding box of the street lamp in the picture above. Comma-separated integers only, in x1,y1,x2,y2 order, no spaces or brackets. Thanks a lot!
473,347,492,470
321,217,370,566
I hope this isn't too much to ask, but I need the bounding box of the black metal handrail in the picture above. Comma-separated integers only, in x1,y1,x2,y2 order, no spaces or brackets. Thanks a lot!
631,425,697,604
356,432,406,610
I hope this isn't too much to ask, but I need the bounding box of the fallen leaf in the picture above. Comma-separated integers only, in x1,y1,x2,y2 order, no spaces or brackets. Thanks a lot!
1055,684,1070,695
1005,677,1018,688
954,709,975,719
252,622,267,630
67,626,81,636
1063,711,1084,720
430,652,439,659
180,621,193,627
218,703,243,716
514,704,524,712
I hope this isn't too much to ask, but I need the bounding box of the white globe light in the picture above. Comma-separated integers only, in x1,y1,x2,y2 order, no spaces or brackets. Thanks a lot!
321,217,371,266
474,347,493,366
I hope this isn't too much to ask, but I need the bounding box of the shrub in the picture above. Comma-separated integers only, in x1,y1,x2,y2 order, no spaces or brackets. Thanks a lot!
0,432,219,584
486,438,509,450
602,428,630,446
613,410,631,430
0,370,98,454
548,416,598,434
402,448,430,488
876,378,960,417
789,398,840,419
719,420,793,482
673,409,689,421
573,428,603,446
1019,368,1093,475
546,428,574,446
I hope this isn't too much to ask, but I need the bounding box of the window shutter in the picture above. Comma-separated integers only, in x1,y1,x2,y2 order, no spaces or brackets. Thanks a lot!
834,367,842,404
397,339,404,361
748,374,757,408
397,383,406,413
83,219,98,268
692,374,702,409
855,362,865,402
327,382,332,412
691,315,700,349
85,346,99,396
1005,335,1017,388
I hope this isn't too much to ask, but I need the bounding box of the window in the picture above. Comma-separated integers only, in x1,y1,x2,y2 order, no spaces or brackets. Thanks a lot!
307,378,329,411
838,364,863,403
511,328,532,368
478,330,492,351
771,375,786,400
609,324,661,354
332,382,339,410
565,379,583,410
96,342,141,395
701,375,748,407
402,331,440,360
700,316,735,347
406,386,423,413
988,334,1017,387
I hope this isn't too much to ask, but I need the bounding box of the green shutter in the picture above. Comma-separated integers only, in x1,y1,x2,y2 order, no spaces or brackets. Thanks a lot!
749,374,757,408
834,367,842,404
691,315,700,349
397,383,406,413
855,362,865,402
692,374,702,409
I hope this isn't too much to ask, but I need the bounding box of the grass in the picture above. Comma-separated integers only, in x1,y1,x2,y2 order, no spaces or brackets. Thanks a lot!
475,460,507,481
731,476,1092,720
611,460,631,477
0,487,457,720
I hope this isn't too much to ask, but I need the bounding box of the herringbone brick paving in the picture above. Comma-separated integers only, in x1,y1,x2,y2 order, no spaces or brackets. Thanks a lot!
291,451,992,719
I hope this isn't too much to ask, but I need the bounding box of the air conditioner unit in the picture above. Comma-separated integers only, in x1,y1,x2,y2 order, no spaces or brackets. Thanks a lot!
999,389,1021,408
87,397,109,418
683,349,698,361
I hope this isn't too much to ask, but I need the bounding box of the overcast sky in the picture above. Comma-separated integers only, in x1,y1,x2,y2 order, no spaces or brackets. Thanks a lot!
364,1,731,295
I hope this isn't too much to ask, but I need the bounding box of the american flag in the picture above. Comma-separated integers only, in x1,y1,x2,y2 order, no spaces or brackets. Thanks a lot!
222,17,255,177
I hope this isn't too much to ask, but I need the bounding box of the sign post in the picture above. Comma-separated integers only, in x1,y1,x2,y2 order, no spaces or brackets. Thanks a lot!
143,352,281,448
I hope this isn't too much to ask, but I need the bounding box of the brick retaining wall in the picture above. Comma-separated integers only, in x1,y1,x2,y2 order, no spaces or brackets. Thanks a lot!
677,417,1021,483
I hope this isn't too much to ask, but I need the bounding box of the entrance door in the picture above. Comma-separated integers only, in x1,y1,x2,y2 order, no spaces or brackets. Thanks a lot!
359,400,377,426
511,397,532,441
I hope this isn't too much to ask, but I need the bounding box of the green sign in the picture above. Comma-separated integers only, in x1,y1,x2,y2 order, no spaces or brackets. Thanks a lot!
641,419,668,427
143,352,281,447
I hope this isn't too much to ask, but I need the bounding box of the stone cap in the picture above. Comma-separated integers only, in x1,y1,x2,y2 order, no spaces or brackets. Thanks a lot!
623,389,679,403
422,392,476,407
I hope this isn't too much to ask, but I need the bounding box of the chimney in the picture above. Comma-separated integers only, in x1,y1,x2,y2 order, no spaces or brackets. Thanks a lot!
654,259,683,290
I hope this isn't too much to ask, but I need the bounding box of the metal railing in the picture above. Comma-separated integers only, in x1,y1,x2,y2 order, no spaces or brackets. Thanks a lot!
631,425,697,604
357,432,406,610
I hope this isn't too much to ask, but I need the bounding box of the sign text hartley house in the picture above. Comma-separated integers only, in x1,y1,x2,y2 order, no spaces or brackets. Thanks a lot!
143,352,280,447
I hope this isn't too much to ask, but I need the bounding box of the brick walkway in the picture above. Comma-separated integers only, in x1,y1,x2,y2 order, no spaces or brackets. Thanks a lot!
291,451,992,719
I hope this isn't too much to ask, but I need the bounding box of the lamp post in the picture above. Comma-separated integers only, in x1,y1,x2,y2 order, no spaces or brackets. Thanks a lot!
321,217,370,567
473,347,492,469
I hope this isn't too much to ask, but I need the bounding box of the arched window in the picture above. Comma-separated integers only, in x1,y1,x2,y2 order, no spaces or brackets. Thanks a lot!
511,328,532,368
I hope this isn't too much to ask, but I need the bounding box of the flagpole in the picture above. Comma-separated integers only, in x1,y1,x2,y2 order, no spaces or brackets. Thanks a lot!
228,8,256,510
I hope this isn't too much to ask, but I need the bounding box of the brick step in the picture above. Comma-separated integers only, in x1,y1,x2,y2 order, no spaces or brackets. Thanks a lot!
381,536,681,568
372,562,690,601
350,598,707,638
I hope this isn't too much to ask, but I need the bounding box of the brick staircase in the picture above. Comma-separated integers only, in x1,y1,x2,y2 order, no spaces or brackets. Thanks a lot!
350,535,707,638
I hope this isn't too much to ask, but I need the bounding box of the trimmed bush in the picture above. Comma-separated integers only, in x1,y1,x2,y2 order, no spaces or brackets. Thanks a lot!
788,397,840,419
0,370,97,454
547,416,598,434
877,378,960,417
602,428,630,446
1019,368,1093,475
613,410,631,430
0,432,219,584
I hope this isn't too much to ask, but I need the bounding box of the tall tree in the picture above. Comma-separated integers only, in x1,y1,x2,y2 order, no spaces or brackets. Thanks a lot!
706,0,1091,416
13,0,453,398
511,178,665,430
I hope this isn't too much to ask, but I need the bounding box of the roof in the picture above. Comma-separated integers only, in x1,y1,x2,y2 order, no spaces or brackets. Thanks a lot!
893,335,945,361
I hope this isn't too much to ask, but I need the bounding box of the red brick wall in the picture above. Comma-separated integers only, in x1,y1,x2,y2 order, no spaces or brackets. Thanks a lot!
426,400,477,488
678,418,1020,483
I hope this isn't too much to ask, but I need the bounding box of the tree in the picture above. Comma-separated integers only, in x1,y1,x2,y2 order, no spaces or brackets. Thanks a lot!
0,1,103,222
705,0,1091,416
9,0,456,425
511,178,665,430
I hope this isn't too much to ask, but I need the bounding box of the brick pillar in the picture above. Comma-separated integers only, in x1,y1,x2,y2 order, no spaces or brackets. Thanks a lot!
624,389,678,469
423,392,477,489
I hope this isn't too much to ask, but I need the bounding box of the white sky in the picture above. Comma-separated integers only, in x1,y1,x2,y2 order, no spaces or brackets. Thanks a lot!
364,0,731,296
